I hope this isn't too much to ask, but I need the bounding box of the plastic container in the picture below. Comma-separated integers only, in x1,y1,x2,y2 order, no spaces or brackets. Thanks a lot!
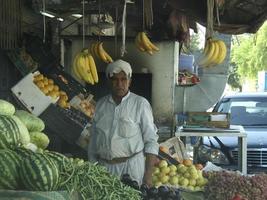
179,54,194,73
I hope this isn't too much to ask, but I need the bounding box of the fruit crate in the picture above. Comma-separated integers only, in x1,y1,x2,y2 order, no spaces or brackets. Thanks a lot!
6,49,38,76
11,71,58,116
41,67,88,100
39,104,89,145
187,112,230,129
159,137,189,164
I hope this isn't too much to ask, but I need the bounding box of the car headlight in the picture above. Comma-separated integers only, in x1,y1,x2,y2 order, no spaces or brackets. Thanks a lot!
197,145,230,165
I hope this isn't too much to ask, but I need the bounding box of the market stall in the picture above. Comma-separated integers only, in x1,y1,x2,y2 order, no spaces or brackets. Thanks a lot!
1,0,267,199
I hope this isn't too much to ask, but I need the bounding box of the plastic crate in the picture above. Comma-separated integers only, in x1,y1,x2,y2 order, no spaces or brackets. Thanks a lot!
6,49,38,76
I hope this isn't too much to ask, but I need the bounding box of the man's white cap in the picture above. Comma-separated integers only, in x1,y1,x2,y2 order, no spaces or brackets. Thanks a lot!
106,59,132,78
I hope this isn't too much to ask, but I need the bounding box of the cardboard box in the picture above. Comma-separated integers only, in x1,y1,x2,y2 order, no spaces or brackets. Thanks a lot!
187,112,230,128
11,72,57,116
159,137,189,163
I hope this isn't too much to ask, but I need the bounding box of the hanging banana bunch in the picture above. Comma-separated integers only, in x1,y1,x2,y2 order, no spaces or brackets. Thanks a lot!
197,0,227,68
135,31,159,55
89,41,113,63
72,49,98,85
197,38,227,68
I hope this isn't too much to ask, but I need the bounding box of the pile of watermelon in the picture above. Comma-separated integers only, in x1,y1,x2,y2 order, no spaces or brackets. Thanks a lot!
0,99,141,200
0,99,59,191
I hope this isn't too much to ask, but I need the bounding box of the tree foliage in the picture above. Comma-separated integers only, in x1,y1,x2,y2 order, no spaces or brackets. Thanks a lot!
230,21,267,82
227,63,242,91
182,32,201,54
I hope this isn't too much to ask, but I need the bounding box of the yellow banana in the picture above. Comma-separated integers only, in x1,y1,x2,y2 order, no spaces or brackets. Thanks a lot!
198,40,215,67
134,31,160,55
145,35,159,51
84,54,95,85
215,40,227,64
77,54,93,84
98,42,109,63
90,43,96,58
76,54,88,82
140,32,153,52
88,53,99,83
93,42,100,59
135,32,146,52
208,41,220,66
72,53,83,81
100,43,113,63
104,51,113,63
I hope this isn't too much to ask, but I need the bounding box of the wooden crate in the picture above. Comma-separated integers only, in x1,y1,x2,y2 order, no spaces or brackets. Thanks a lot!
187,112,230,129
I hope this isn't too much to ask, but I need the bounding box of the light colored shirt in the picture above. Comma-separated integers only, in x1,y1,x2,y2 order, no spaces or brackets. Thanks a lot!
88,91,159,161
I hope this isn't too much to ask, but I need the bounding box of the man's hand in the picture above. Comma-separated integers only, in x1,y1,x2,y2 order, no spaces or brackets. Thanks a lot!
143,153,158,187
143,171,153,187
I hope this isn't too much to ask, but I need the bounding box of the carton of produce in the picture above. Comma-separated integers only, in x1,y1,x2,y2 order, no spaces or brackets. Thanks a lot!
159,137,189,163
11,71,58,116
69,93,95,119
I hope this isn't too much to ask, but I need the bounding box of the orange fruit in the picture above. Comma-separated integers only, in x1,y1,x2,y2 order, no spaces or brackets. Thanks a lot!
183,159,193,167
159,146,169,154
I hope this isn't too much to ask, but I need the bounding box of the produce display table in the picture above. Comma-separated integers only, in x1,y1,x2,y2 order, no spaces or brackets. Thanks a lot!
175,125,247,175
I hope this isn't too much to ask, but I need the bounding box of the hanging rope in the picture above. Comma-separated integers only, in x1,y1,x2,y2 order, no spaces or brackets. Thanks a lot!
114,6,118,58
82,0,85,48
206,0,215,39
143,0,153,30
142,0,145,31
97,0,101,41
42,0,46,43
120,0,127,57
215,0,221,26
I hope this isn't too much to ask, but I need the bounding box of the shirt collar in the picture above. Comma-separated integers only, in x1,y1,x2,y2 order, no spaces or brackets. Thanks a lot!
108,91,131,104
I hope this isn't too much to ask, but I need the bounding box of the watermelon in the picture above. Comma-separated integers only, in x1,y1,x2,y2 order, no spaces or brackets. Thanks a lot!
0,149,20,189
15,110,45,132
0,99,15,116
19,153,59,191
44,151,70,184
0,115,21,149
29,131,50,149
0,115,30,149
14,147,35,158
45,151,69,172
11,115,30,145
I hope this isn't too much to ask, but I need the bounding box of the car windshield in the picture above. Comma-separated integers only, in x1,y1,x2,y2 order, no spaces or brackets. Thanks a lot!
214,96,267,126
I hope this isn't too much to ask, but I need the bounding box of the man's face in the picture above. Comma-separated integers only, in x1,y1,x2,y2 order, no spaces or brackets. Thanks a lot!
109,71,131,98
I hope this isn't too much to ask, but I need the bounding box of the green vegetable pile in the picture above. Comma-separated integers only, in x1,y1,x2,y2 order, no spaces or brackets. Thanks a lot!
58,158,141,200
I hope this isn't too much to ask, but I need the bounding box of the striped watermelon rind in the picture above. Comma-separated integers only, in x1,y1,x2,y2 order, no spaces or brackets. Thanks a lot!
13,147,34,162
19,153,59,191
45,151,69,170
0,115,21,149
10,115,30,145
0,149,20,189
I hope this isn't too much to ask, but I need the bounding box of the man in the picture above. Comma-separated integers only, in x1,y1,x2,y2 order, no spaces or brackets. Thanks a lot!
88,59,159,186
